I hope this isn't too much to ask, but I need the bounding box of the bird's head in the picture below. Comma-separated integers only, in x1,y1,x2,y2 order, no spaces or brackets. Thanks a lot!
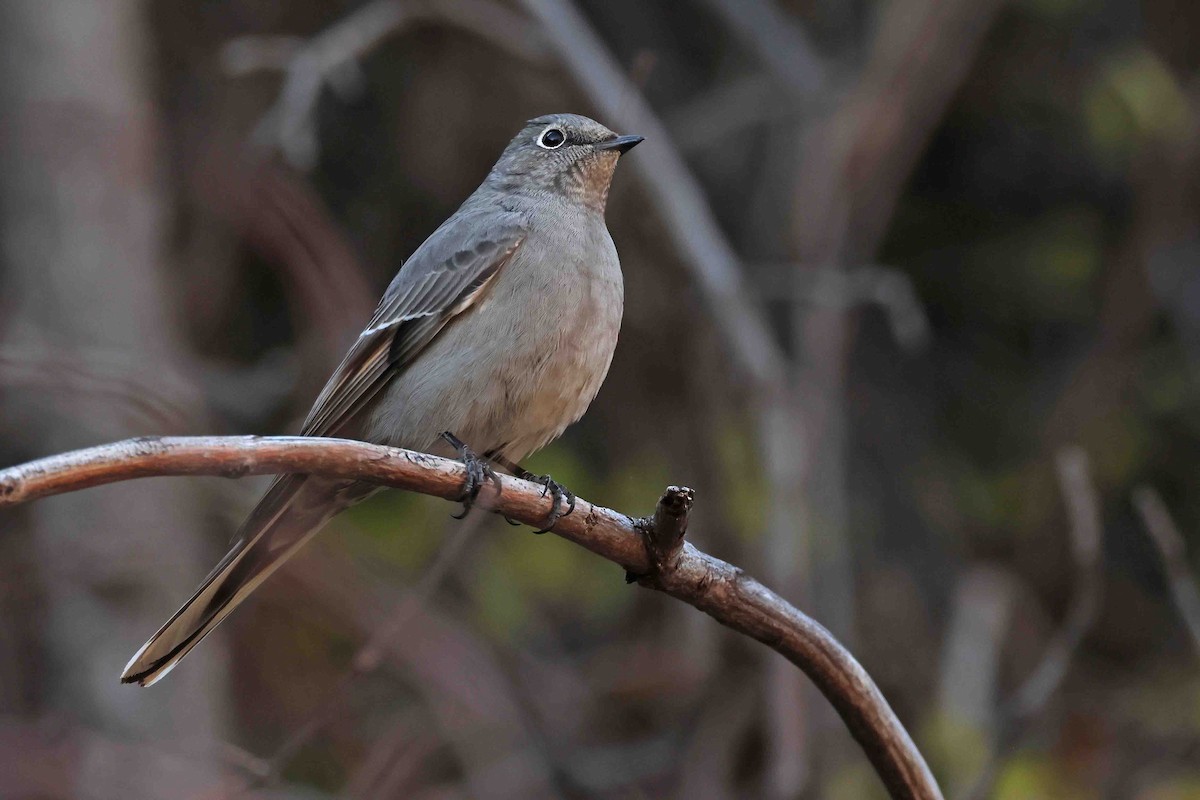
487,113,643,212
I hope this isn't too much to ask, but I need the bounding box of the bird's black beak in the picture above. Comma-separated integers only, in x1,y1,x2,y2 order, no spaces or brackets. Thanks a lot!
594,134,644,154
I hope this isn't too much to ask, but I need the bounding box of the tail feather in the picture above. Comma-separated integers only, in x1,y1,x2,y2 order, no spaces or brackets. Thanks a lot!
121,476,355,687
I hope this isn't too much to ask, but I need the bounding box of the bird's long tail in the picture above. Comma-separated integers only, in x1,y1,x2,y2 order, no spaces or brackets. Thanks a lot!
121,475,366,687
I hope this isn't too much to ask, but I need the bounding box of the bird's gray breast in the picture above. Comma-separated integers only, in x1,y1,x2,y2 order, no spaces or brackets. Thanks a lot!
366,209,624,461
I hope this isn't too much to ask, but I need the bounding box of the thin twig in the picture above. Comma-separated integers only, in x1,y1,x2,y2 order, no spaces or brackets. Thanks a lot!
283,546,558,798
753,264,932,352
1011,448,1103,717
253,506,488,785
0,348,206,430
342,710,440,799
0,435,942,800
222,0,548,169
962,446,1104,800
1133,486,1200,659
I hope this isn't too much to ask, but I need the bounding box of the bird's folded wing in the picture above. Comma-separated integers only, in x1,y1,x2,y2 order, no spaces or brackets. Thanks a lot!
300,210,527,437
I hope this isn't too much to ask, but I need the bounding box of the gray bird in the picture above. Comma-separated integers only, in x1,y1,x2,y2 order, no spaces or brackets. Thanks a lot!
122,113,642,686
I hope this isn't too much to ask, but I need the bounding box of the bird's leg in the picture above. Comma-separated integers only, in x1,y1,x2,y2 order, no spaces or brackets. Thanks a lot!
482,448,525,527
440,431,500,519
488,453,576,534
483,449,523,527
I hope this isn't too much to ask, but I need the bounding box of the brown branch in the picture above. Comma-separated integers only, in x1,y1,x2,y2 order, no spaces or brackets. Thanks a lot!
636,484,694,577
0,435,942,800
1133,486,1200,659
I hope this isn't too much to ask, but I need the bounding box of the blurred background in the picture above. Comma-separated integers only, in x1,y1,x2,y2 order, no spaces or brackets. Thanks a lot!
1,0,1199,797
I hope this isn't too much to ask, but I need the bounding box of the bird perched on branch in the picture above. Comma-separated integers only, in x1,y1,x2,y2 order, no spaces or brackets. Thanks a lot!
122,113,642,686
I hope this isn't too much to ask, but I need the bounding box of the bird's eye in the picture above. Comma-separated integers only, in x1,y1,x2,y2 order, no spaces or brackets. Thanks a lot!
538,127,566,149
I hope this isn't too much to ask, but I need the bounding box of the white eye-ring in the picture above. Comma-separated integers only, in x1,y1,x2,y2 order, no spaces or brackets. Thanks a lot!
537,126,566,150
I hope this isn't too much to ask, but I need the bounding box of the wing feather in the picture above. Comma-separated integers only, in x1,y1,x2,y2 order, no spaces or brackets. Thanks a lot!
300,211,526,437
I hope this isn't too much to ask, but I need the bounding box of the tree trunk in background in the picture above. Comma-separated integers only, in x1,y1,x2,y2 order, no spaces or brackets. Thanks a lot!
0,0,227,792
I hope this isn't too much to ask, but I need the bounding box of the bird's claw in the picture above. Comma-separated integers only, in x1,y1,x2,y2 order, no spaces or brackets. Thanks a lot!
530,474,576,534
476,449,573,532
440,431,500,518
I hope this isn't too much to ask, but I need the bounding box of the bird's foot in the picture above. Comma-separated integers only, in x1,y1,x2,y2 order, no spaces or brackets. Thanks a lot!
527,473,576,534
485,452,575,532
440,431,500,518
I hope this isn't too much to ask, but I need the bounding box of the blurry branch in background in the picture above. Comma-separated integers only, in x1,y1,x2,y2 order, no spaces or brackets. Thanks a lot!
677,683,760,798
774,0,1007,791
341,710,439,800
663,73,784,152
964,446,1104,800
515,0,1002,794
693,0,829,99
0,719,324,800
220,0,549,169
790,0,1010,263
756,264,932,353
1013,448,1104,717
1133,487,1200,659
0,349,206,431
2,318,304,439
0,436,943,800
937,567,1017,752
205,163,377,350
251,508,491,790
281,543,560,798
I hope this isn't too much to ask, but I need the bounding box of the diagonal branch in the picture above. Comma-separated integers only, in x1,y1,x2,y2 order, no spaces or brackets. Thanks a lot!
0,435,942,800
1133,486,1200,659
693,0,828,100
